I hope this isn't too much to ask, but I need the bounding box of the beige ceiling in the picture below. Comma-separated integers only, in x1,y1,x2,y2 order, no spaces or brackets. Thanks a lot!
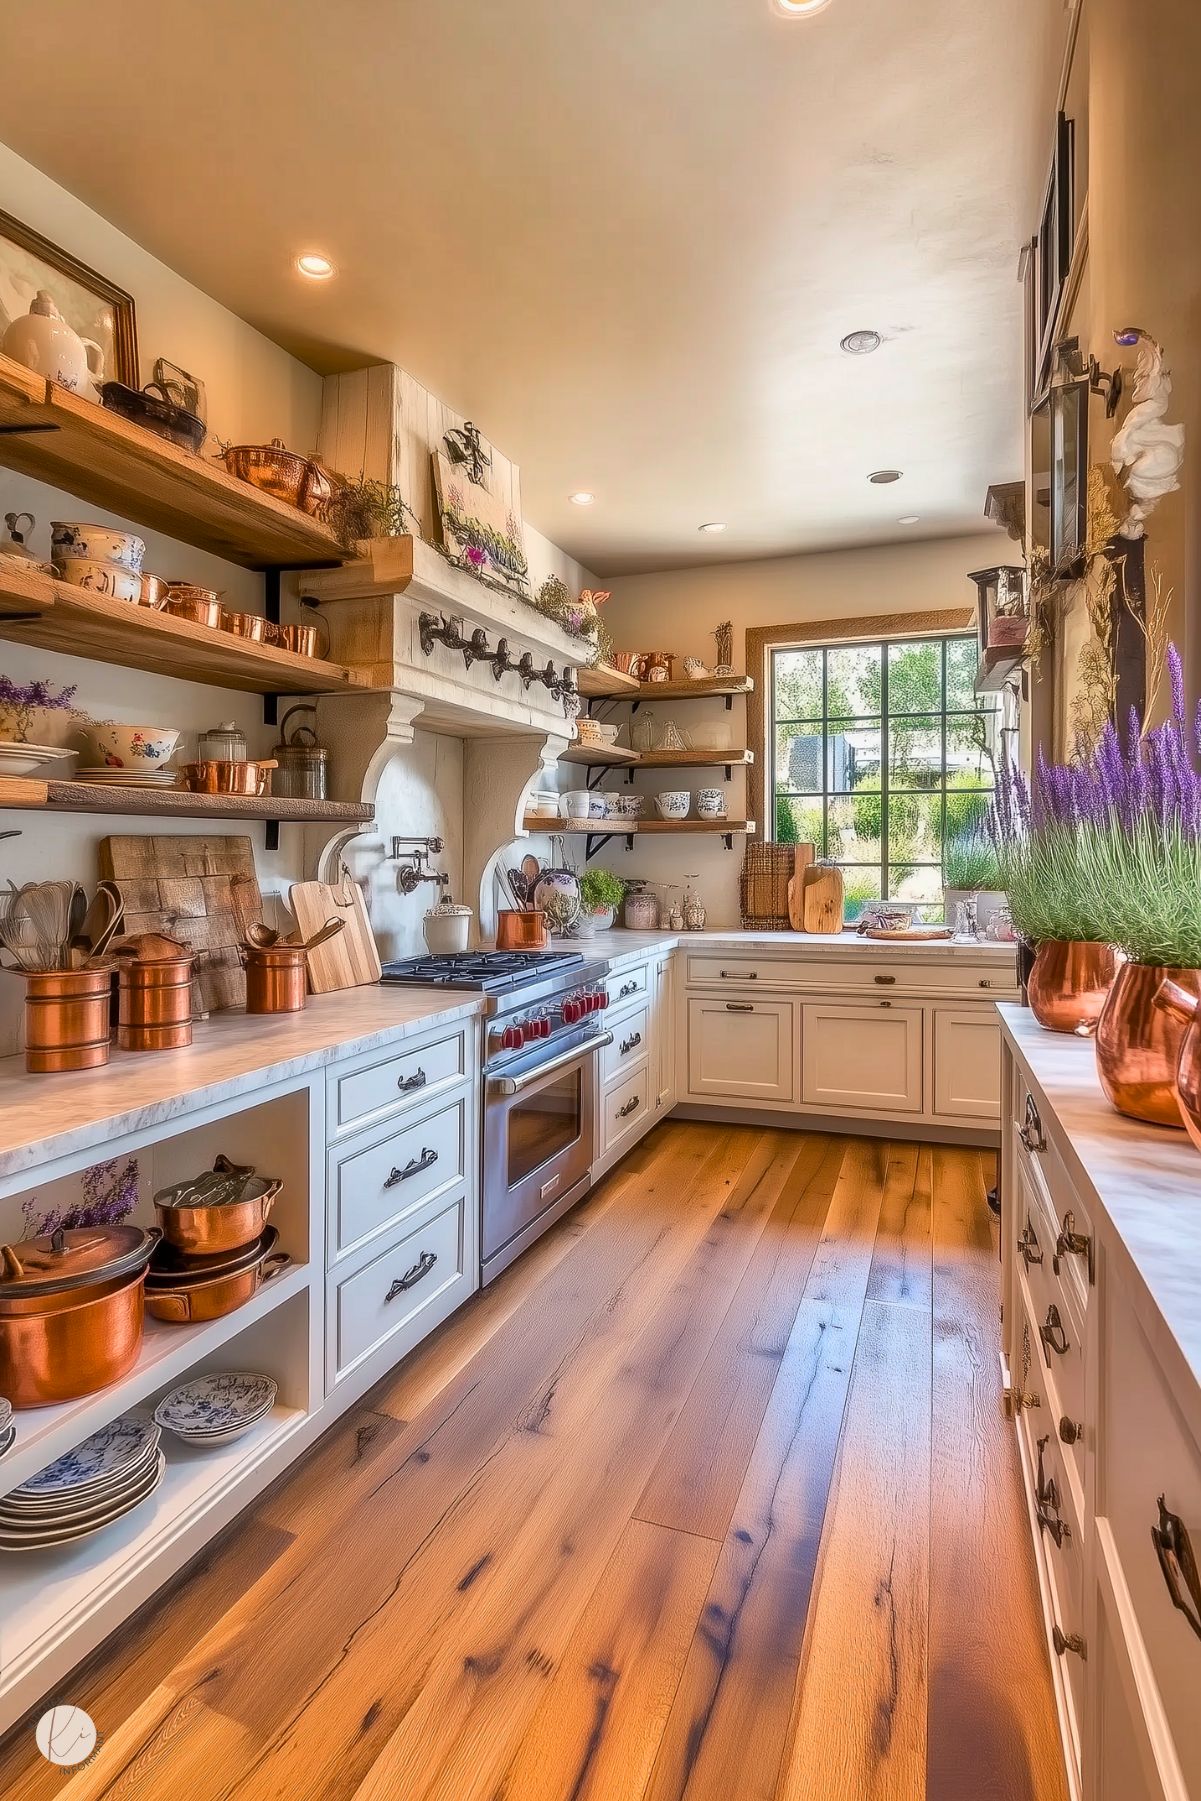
0,0,1062,575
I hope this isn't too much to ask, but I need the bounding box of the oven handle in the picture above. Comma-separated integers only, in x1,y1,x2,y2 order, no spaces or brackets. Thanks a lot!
488,1032,613,1096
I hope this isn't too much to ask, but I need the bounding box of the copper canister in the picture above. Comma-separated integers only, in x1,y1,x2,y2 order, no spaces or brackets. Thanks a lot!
24,967,114,1072
244,943,308,1013
495,908,548,950
117,953,194,1051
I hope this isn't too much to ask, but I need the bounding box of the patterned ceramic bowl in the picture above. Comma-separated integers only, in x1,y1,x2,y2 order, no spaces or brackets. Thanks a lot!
54,556,143,602
51,522,145,573
79,723,180,767
654,790,691,819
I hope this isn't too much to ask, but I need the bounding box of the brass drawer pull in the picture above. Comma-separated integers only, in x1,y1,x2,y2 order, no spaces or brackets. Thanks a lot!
1040,1303,1069,1358
1002,1384,1040,1417
1153,1496,1201,1641
978,978,994,989
1018,1094,1045,1154
617,1095,641,1119
725,1002,754,1012
620,1031,642,1055
385,1249,437,1301
384,1147,438,1188
397,1067,427,1093
1052,1625,1086,1659
720,969,756,979
1019,1220,1043,1268
1053,1209,1094,1284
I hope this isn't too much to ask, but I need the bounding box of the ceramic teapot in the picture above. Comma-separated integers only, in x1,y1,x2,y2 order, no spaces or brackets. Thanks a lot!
2,290,106,394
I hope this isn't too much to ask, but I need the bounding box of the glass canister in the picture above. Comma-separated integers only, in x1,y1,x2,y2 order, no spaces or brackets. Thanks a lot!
271,704,328,800
197,721,247,762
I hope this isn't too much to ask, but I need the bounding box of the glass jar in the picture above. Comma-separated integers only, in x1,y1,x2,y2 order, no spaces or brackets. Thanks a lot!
197,721,247,762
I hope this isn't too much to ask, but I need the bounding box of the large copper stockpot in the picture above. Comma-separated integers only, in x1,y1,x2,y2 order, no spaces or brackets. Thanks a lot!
0,1223,160,1406
1095,962,1201,1128
1026,940,1119,1034
1154,980,1201,1154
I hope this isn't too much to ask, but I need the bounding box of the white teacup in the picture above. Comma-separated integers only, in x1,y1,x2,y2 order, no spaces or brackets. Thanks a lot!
560,790,592,820
654,789,691,820
696,786,728,818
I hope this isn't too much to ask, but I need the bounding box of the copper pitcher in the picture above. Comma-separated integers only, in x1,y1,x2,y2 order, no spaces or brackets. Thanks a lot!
1154,980,1201,1154
1027,940,1119,1034
1096,962,1201,1128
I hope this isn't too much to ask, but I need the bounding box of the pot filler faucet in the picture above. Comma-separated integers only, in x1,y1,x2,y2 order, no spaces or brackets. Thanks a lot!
390,835,450,897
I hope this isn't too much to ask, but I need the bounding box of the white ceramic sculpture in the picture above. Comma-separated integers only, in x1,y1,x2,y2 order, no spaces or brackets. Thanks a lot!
1110,330,1185,539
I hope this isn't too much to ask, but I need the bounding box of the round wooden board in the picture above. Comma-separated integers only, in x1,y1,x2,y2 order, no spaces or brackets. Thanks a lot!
861,926,954,942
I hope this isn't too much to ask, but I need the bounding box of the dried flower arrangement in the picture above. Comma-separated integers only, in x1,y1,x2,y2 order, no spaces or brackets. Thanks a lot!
21,1155,140,1240
0,674,80,743
324,473,422,551
530,578,611,665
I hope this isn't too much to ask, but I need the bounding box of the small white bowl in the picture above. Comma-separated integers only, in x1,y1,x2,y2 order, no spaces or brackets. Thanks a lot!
55,557,143,602
79,723,180,768
654,789,691,820
51,522,145,573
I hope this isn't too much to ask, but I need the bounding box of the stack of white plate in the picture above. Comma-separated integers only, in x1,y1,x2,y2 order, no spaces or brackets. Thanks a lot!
0,742,76,777
154,1372,277,1448
0,1397,13,1461
0,1416,164,1552
73,768,179,788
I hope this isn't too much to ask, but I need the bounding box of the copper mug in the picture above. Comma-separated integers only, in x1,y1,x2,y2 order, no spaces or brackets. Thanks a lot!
278,619,329,659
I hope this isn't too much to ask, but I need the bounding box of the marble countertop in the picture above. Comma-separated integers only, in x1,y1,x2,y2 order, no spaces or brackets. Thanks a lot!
554,927,1019,972
0,987,484,1182
998,1004,1201,1421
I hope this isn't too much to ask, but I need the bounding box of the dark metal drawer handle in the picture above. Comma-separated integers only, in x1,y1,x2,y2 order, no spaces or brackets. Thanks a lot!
1052,1625,1086,1659
1053,1209,1094,1283
397,1067,427,1093
618,980,638,998
385,1250,437,1302
1153,1496,1201,1641
720,969,755,979
384,1147,438,1188
1019,1220,1043,1268
1036,1436,1071,1548
1019,1094,1045,1154
1040,1303,1069,1358
617,1095,640,1119
726,1002,754,1012
874,974,896,985
620,1031,642,1055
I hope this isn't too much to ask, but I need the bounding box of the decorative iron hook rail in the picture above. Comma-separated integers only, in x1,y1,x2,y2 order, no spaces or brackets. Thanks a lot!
418,612,579,712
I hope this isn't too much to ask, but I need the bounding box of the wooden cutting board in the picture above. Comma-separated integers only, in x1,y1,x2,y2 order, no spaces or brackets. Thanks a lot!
290,866,381,992
786,843,815,931
98,834,261,1014
801,863,845,935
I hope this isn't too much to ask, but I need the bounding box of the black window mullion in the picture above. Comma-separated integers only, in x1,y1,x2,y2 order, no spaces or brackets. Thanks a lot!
880,646,890,899
821,647,829,858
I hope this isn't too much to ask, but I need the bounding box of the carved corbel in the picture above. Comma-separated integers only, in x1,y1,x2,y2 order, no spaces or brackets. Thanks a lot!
305,690,427,879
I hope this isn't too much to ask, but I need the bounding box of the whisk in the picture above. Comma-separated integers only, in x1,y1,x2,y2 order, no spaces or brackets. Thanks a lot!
0,881,78,971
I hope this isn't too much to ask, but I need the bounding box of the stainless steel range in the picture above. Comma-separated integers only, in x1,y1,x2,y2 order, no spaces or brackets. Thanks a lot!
380,950,611,1284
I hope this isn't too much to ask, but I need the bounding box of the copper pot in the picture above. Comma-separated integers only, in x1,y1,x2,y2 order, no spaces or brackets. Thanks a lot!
165,588,223,629
277,620,329,659
220,442,333,517
177,758,276,795
145,1232,289,1323
1027,940,1119,1034
243,942,308,1012
1096,962,1201,1128
0,1223,159,1406
23,966,113,1072
155,1174,281,1255
117,951,193,1051
224,610,276,643
139,572,169,609
1155,980,1201,1154
495,908,548,951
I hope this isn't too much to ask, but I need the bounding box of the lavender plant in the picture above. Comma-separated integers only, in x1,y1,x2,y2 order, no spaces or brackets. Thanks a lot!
21,1156,140,1240
0,674,79,742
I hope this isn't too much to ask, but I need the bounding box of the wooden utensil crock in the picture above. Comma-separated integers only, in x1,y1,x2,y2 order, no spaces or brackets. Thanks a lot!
23,966,113,1072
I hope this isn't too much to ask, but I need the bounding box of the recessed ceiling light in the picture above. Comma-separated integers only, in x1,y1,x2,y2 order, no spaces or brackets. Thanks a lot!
897,515,920,525
569,491,595,506
698,522,728,533
773,0,834,14
296,253,335,280
840,329,881,355
868,469,902,484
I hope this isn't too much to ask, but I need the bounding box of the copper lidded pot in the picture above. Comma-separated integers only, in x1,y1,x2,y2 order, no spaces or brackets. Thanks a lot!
1095,962,1201,1128
1154,980,1201,1154
1026,939,1119,1034
0,1222,160,1407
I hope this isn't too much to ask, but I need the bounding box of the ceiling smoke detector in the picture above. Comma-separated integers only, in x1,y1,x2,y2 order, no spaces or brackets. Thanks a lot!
868,469,903,484
296,253,335,280
840,329,881,355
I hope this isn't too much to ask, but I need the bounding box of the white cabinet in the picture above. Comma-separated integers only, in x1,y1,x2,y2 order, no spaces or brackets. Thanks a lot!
800,1001,922,1114
653,953,676,1113
686,996,796,1106
933,1007,1002,1120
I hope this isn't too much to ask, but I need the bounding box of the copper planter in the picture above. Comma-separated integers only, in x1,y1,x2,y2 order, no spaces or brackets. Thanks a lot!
1154,980,1201,1154
1096,963,1201,1128
1027,940,1119,1034
24,966,113,1072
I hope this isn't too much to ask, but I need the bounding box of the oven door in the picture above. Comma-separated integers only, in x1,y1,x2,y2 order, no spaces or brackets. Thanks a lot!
482,1029,612,1278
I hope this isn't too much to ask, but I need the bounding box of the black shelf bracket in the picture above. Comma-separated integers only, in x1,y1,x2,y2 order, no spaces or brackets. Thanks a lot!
265,821,280,852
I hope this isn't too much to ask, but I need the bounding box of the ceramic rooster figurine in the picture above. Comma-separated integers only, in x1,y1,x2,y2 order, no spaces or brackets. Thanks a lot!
1110,329,1185,539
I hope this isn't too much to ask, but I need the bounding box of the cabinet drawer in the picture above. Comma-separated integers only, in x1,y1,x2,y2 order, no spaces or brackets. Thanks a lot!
932,1007,1002,1120
1019,1217,1087,1499
329,1027,469,1138
1100,1273,1201,1795
800,1001,922,1114
1018,1396,1087,1760
686,997,796,1105
602,1002,650,1083
603,1063,651,1153
685,952,1016,995
329,1191,471,1380
330,1095,468,1261
606,963,648,1011
1015,1081,1094,1311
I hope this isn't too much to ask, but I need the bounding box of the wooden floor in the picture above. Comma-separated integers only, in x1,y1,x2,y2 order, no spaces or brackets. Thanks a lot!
0,1122,1067,1800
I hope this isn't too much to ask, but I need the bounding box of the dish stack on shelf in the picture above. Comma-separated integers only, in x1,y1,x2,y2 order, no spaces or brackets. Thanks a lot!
153,1372,277,1447
0,1415,164,1552
0,1396,13,1460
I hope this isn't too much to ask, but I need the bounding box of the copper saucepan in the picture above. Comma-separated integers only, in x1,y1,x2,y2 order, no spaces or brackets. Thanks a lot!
155,1171,282,1256
177,759,277,795
495,908,547,951
145,1233,289,1324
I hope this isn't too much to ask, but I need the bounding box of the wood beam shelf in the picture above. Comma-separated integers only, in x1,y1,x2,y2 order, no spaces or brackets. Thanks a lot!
579,670,754,703
0,566,369,696
0,777,374,828
575,663,642,699
635,748,754,770
559,742,640,769
0,355,347,570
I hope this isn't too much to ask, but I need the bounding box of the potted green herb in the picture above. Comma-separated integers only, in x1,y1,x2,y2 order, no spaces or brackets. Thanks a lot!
577,867,626,934
942,826,1005,934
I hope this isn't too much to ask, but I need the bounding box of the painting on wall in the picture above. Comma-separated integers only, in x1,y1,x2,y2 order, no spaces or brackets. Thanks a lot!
0,208,138,391
431,449,529,598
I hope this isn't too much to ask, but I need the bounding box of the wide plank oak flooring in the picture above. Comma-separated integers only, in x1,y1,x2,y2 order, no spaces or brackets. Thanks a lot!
0,1122,1067,1801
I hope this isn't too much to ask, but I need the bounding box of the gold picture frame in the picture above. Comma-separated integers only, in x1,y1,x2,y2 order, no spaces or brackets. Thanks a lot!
0,207,139,388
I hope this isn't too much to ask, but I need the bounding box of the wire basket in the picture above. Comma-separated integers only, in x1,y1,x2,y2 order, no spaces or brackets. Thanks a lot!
739,843,794,930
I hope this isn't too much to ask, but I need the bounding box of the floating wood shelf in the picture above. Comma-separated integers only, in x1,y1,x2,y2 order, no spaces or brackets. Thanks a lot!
575,663,642,698
0,356,347,570
635,748,754,769
0,776,374,829
525,816,755,837
579,671,754,702
559,742,640,768
0,566,369,696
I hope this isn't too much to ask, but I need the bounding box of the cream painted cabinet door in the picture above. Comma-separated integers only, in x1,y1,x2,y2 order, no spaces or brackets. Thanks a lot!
686,997,796,1105
653,955,676,1112
933,1006,1002,1120
800,1001,923,1113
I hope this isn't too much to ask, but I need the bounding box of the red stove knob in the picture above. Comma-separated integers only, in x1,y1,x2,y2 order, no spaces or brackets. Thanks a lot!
538,1014,551,1038
521,1018,537,1043
503,1024,522,1051
563,999,580,1025
598,989,610,1009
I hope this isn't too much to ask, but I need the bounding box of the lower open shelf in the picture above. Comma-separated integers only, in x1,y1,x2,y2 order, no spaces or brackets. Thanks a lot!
0,776,373,829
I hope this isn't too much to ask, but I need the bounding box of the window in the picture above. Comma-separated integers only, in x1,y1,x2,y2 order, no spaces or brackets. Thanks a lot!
769,634,1000,922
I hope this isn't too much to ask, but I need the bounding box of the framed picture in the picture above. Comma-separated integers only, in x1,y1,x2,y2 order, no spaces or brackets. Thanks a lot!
1030,113,1075,407
431,450,530,598
0,207,138,388
1049,374,1088,574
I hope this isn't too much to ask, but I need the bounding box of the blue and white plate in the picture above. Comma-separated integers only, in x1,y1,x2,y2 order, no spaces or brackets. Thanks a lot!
0,1398,12,1433
13,1415,159,1498
0,1423,14,1461
0,1452,165,1551
154,1373,277,1438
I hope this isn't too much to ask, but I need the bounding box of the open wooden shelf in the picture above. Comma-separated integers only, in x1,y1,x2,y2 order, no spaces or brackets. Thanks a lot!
975,645,1024,693
0,776,373,828
0,565,369,695
635,747,754,769
0,355,347,570
579,670,754,702
525,815,755,838
575,663,642,698
560,742,640,768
